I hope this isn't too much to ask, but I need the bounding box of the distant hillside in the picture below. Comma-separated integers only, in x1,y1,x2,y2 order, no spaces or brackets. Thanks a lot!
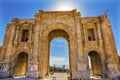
50,66,69,72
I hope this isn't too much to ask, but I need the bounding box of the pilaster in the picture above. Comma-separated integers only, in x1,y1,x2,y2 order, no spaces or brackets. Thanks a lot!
98,16,120,77
28,10,43,78
5,18,18,61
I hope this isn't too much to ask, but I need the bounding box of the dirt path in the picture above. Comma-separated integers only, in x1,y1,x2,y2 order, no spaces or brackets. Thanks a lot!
52,72,69,80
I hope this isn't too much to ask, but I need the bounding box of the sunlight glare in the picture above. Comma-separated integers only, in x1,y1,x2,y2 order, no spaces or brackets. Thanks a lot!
52,1,77,11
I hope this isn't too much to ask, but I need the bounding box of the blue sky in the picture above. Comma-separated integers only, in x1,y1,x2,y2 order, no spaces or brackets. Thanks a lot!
50,38,69,68
0,0,120,67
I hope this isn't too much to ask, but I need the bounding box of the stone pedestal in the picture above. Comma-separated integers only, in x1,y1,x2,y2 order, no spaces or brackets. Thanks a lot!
106,62,120,78
71,61,90,79
0,10,120,79
0,62,10,78
26,62,39,78
26,71,39,78
0,71,10,78
71,71,90,80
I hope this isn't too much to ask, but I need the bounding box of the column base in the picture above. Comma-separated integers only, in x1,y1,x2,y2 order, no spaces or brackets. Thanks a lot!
106,71,120,78
0,62,11,78
0,71,10,78
26,71,39,79
71,71,90,79
106,61,120,78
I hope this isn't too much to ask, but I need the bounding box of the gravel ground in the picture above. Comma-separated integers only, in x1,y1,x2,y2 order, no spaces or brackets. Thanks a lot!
0,73,119,80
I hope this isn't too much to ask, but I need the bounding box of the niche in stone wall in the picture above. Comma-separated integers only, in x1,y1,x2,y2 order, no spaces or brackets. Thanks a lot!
87,28,95,41
21,29,29,42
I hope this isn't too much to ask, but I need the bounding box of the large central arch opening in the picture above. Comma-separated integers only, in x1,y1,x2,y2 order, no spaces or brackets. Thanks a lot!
46,29,70,79
50,38,69,71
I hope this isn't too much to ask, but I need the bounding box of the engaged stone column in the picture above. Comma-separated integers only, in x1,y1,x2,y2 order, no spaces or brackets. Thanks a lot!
28,23,33,42
98,16,120,77
83,24,87,47
3,19,18,78
33,14,40,61
5,18,18,61
69,37,78,79
96,23,102,40
74,12,84,61
73,10,89,79
27,11,43,78
14,25,19,43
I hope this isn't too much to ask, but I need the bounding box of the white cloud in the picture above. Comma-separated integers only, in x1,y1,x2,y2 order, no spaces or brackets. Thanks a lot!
0,42,2,46
52,1,77,11
51,38,68,47
51,44,66,48
50,56,69,68
55,38,67,44
118,50,120,56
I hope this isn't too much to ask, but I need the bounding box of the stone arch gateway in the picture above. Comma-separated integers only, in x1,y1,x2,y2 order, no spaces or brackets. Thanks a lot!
46,29,70,73
0,9,120,79
13,52,28,77
87,51,103,78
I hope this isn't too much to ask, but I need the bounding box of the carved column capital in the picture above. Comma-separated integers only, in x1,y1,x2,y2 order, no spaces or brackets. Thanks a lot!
12,18,19,24
98,16,104,23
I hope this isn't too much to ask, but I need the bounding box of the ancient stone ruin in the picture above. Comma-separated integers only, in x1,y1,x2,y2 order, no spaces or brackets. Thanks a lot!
0,9,120,79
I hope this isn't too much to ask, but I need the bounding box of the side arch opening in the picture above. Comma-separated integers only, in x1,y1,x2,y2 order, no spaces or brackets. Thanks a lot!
87,51,103,79
13,52,28,78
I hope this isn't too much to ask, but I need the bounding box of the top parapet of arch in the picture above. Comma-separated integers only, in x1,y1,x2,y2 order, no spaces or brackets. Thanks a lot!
35,9,81,17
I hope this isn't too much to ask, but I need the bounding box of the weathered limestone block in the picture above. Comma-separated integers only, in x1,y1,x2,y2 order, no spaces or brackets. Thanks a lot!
0,46,2,61
0,10,119,79
0,63,10,78
0,46,2,52
26,63,39,78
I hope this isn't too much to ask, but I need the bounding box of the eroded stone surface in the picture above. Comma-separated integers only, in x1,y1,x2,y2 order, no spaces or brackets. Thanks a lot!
0,9,120,79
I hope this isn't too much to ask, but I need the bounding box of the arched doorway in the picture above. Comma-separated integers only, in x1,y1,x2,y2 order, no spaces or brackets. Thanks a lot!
50,38,69,71
41,23,77,78
45,29,71,76
13,52,28,77
87,51,103,78
49,38,69,79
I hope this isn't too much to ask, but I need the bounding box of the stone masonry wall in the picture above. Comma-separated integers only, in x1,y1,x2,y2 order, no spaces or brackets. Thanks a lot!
0,9,119,79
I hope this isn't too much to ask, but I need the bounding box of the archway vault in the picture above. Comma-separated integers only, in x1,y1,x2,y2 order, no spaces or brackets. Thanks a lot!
12,49,30,59
47,29,70,75
0,9,120,79
87,51,103,78
48,29,69,42
40,23,77,77
13,52,28,77
42,22,75,40
12,49,30,65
